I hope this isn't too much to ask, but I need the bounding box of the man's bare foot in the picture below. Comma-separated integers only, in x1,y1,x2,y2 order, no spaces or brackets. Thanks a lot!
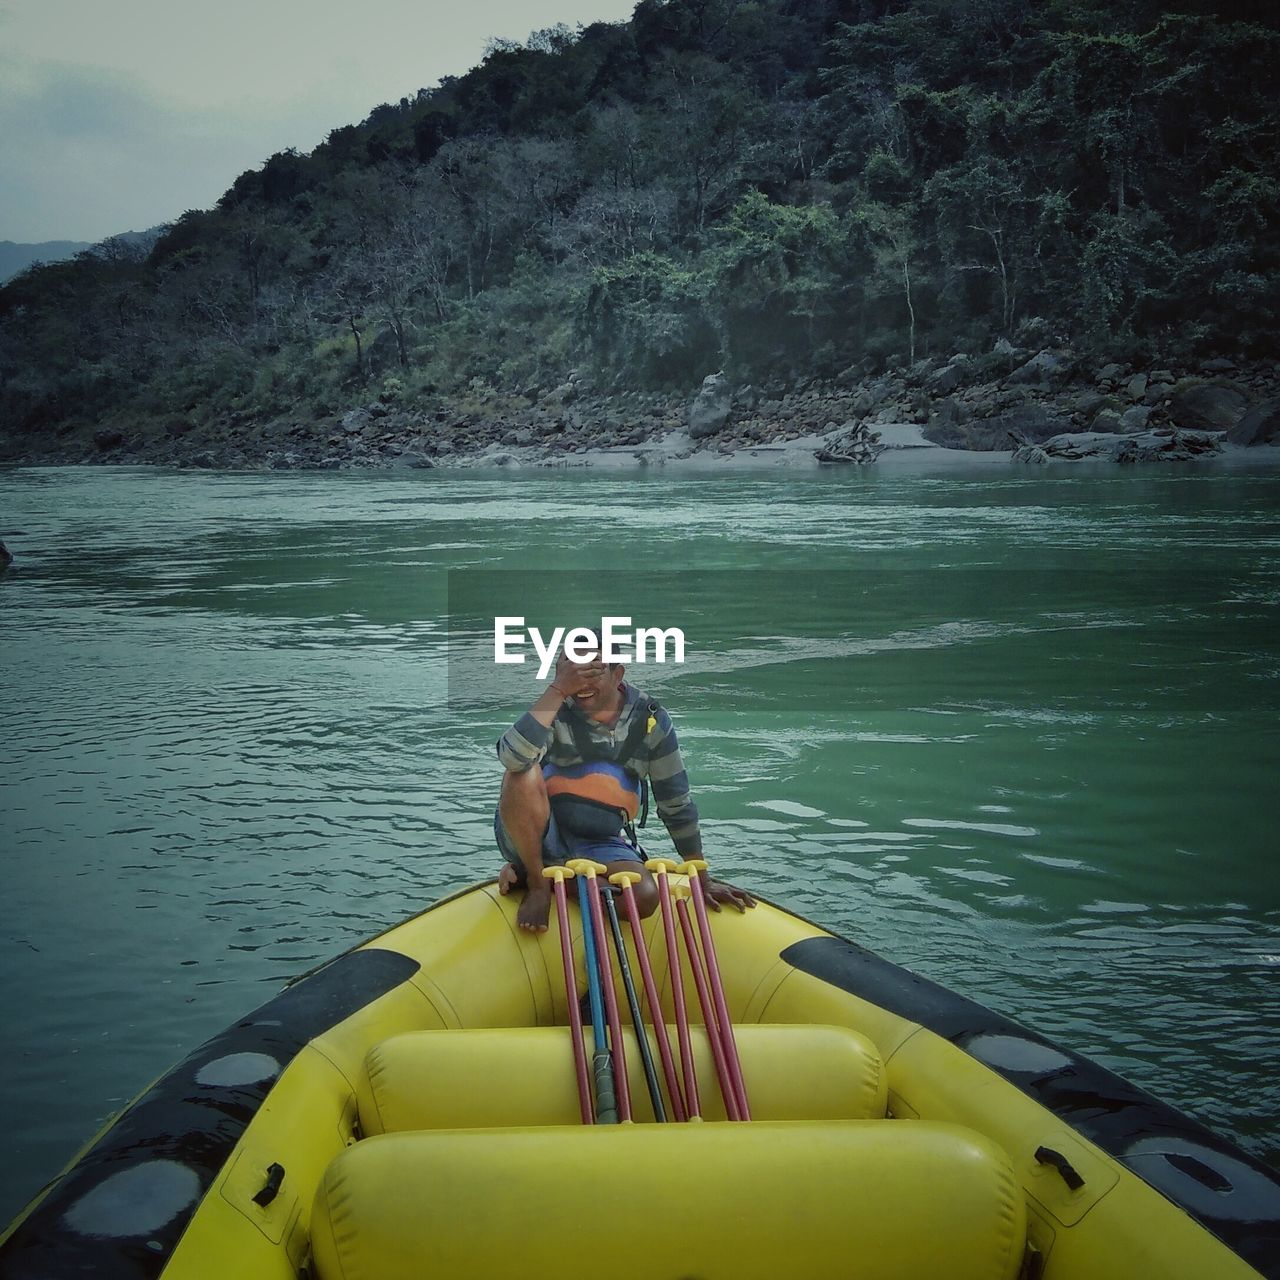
516,885,552,933
497,862,551,931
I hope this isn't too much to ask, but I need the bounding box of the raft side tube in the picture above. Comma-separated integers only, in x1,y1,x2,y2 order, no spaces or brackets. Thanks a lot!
774,935,1280,1280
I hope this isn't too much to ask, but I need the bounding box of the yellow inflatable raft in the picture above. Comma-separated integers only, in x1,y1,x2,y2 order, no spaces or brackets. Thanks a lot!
2,873,1277,1280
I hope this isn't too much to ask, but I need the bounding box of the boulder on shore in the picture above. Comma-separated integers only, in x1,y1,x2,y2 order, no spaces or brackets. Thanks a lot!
849,378,894,415
929,403,1065,451
928,397,968,433
1229,396,1280,446
93,427,124,450
927,361,967,395
393,450,435,469
1168,382,1247,432
1120,405,1153,433
1009,349,1074,388
688,372,733,439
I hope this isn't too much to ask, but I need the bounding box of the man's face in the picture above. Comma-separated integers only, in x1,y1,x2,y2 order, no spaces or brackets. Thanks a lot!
565,644,622,709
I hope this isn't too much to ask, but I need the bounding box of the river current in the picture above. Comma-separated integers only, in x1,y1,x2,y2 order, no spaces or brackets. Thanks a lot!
1,459,1277,1219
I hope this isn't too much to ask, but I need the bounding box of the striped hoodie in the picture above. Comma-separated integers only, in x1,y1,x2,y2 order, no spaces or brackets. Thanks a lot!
496,682,702,857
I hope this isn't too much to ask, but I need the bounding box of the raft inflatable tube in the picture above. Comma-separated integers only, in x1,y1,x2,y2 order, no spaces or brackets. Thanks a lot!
2,878,1278,1279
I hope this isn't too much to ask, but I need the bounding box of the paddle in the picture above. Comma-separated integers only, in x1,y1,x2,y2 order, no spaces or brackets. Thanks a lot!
683,859,751,1120
602,879,666,1122
573,867,616,1124
645,858,701,1119
675,893,741,1121
610,870,687,1122
569,859,631,1123
542,865,592,1125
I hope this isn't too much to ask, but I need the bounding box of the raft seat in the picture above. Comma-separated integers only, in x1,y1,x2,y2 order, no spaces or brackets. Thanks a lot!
358,1023,887,1133
310,1120,1027,1280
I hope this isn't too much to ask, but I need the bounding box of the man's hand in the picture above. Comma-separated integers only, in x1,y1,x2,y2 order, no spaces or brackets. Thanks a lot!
700,876,756,913
553,651,606,697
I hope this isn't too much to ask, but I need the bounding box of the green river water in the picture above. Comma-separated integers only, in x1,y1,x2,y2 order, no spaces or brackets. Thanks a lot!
1,459,1277,1221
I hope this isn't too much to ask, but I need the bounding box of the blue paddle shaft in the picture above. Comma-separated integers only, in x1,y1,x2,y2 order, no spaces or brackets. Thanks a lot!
576,875,607,1053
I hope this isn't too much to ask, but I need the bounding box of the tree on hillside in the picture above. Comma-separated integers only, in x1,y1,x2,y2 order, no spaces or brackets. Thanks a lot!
708,191,848,374
855,199,921,363
652,53,754,241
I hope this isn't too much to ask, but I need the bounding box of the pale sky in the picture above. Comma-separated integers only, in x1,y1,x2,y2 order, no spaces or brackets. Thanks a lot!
0,0,639,243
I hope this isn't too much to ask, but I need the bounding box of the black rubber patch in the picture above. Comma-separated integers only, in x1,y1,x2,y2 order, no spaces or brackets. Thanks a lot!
0,947,419,1280
782,935,1280,1279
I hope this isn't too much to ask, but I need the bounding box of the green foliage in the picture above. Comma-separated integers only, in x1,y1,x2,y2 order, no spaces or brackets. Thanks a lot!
849,197,922,364
863,151,912,205
1079,209,1181,357
581,252,719,388
706,191,851,376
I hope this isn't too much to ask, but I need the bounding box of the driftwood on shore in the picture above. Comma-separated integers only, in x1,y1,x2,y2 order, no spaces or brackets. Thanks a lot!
814,423,884,465
1011,427,1225,464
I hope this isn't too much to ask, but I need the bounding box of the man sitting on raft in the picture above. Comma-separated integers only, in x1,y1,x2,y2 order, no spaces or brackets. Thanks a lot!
496,636,755,932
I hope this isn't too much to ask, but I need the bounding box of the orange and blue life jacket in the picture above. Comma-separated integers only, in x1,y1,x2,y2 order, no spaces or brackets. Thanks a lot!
496,682,701,857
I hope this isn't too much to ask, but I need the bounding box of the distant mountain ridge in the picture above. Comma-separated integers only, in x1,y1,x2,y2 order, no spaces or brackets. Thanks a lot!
0,228,164,284
0,240,92,284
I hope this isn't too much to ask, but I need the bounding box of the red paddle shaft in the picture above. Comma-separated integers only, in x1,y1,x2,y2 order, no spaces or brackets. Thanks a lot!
650,862,700,1118
686,868,751,1120
676,896,741,1121
548,870,592,1125
613,875,687,1122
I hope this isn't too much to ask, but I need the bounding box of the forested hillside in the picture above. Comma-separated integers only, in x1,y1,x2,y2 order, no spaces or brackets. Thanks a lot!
2,0,1276,454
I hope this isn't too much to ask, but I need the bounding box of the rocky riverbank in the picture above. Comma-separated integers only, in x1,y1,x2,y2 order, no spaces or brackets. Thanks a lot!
4,347,1279,470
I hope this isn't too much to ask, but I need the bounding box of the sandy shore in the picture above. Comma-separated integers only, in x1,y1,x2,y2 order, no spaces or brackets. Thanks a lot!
6,415,1278,476
446,422,1020,471
441,422,1279,473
